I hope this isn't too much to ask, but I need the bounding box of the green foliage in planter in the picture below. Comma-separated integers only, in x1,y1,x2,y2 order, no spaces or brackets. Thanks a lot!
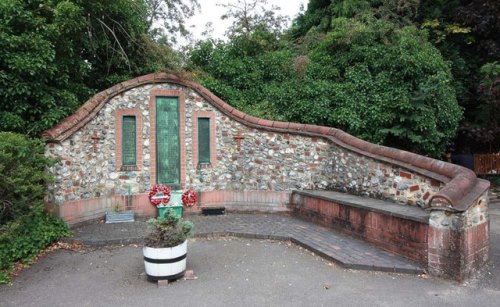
0,210,70,284
144,209,194,248
0,132,55,225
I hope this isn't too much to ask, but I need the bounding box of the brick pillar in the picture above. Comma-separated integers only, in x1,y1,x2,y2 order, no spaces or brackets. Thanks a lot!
427,192,489,281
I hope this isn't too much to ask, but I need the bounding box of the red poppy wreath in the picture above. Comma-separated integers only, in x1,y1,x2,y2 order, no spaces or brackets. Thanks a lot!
148,184,171,206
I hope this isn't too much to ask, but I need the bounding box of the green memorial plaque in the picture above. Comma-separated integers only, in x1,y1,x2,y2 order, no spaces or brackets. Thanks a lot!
198,117,210,164
122,116,136,165
156,97,180,188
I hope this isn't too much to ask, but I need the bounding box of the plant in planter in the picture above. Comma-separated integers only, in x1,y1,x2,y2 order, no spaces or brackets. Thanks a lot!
143,208,194,281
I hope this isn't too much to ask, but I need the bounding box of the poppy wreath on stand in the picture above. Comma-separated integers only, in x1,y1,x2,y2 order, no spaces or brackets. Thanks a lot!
181,188,198,208
149,184,171,206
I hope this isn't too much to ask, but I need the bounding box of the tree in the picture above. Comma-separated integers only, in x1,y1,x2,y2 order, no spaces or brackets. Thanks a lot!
418,0,500,152
290,0,421,38
145,0,199,43
304,18,461,157
0,0,180,136
218,0,289,38
190,18,461,157
0,0,89,134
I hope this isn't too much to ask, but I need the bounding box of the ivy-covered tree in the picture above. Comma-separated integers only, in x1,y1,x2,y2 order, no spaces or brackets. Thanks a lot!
419,0,500,152
304,18,461,156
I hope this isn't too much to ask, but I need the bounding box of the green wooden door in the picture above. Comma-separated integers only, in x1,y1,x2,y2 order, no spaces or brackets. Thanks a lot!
156,96,180,188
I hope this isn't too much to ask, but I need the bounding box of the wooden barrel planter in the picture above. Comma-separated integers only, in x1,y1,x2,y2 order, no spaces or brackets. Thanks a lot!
143,241,187,281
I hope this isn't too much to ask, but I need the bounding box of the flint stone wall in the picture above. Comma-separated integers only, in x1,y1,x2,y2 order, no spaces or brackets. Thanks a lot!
46,83,442,208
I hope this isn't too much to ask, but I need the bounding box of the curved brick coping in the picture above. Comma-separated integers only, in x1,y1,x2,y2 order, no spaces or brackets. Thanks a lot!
43,72,489,212
295,190,430,224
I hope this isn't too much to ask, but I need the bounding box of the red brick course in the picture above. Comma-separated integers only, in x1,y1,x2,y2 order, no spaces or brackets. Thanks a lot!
45,194,156,225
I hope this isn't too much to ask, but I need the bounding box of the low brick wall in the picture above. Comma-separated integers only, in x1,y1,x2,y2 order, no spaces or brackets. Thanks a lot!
291,192,429,264
198,190,291,213
45,194,156,225
291,189,490,281
48,190,291,225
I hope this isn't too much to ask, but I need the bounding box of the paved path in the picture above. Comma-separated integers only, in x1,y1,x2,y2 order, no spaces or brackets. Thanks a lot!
67,213,423,274
5,239,500,307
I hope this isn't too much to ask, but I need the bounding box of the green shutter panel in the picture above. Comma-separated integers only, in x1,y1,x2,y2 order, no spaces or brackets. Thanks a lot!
198,118,210,164
122,116,136,165
156,97,181,187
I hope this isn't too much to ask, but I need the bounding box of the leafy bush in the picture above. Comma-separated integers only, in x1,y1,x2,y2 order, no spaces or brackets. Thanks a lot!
0,132,68,283
144,209,194,248
0,211,70,283
305,18,461,157
0,132,54,224
190,19,461,157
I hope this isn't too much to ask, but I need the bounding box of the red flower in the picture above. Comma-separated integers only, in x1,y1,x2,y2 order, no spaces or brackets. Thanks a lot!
148,184,171,206
182,188,197,207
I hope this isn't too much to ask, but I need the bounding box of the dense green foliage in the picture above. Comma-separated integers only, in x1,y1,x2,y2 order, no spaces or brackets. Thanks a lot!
419,0,500,152
308,19,460,156
0,0,179,136
0,211,70,283
190,18,460,156
289,0,499,152
0,132,69,284
0,132,54,224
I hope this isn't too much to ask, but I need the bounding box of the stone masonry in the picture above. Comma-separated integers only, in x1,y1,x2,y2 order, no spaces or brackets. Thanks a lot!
43,73,490,281
46,83,441,209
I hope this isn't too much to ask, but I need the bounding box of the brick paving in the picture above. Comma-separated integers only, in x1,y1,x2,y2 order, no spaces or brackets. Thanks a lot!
67,213,424,274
